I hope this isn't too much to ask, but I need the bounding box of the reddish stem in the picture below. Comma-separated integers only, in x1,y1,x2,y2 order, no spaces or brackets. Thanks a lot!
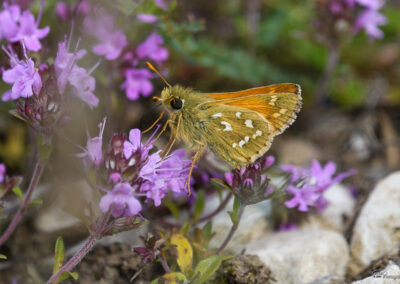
47,212,110,284
0,162,44,247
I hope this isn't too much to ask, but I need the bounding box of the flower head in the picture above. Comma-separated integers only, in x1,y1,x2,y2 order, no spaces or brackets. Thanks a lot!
121,68,154,100
0,4,20,41
354,9,387,39
224,155,275,205
84,8,127,60
99,182,142,218
0,3,49,51
281,160,355,212
54,39,98,108
2,45,42,101
136,33,169,64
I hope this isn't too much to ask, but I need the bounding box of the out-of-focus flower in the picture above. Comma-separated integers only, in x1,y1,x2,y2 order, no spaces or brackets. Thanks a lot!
355,0,384,9
54,39,99,108
55,2,69,21
137,14,158,23
77,118,106,168
0,4,20,41
281,160,355,212
99,182,142,218
121,68,153,100
224,155,275,205
154,0,169,10
2,46,42,101
84,8,127,60
0,3,49,51
0,164,6,184
136,33,169,64
278,222,297,231
56,0,90,21
12,10,50,52
354,8,387,39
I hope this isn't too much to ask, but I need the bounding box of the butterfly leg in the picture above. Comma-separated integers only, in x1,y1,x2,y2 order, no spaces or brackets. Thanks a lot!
142,110,165,134
186,143,205,196
162,114,182,158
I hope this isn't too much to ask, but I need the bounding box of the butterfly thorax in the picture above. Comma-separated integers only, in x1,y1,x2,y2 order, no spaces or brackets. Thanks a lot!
160,85,215,148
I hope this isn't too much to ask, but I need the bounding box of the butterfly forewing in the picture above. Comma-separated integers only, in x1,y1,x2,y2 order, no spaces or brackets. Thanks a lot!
197,105,274,168
203,84,302,135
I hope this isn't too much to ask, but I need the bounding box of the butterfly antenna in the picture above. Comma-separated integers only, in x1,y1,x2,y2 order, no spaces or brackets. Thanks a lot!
146,62,171,87
143,110,165,134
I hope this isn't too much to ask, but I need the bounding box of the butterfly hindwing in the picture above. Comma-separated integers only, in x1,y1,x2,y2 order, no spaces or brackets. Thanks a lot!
198,105,274,168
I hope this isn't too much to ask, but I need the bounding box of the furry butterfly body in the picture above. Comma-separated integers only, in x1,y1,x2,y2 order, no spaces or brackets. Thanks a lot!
159,83,302,168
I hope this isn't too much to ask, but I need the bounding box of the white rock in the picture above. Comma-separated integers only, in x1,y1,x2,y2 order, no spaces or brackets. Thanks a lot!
309,183,356,231
205,193,272,253
246,228,349,284
349,172,400,276
352,261,400,284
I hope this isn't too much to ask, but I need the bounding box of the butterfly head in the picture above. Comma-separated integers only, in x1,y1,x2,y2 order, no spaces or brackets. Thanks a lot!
160,85,191,113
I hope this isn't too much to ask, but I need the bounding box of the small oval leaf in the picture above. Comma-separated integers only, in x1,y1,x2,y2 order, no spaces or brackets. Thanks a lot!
170,233,193,274
192,255,222,284
53,236,65,274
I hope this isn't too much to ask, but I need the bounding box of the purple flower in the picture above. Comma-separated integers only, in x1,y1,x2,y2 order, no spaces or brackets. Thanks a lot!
224,155,275,205
84,8,127,60
137,14,158,23
139,149,190,206
2,46,42,101
123,128,152,160
11,10,50,52
99,182,142,218
77,118,106,168
278,223,297,231
154,0,169,10
55,2,69,21
0,163,6,184
136,33,169,64
354,9,387,39
0,4,20,41
54,39,99,108
355,0,384,9
121,68,154,100
281,160,355,212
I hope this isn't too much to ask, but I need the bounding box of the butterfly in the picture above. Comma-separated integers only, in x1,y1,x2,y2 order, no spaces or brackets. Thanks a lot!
145,63,302,194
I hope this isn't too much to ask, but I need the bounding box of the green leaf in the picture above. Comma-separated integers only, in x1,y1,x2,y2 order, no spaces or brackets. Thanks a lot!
12,186,23,201
57,271,79,282
192,255,222,284
164,199,180,220
0,254,7,260
203,221,212,239
28,198,43,206
193,190,205,221
228,197,240,225
53,237,65,274
151,272,187,284
170,233,193,274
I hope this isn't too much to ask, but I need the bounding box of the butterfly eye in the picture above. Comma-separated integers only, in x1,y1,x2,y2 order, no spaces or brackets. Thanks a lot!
170,97,183,110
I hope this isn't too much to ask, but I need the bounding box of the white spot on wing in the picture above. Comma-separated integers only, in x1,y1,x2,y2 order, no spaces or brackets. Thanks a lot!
233,143,237,148
221,121,232,131
212,112,222,118
245,136,249,142
236,112,241,118
252,130,263,139
245,120,254,128
239,140,245,147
